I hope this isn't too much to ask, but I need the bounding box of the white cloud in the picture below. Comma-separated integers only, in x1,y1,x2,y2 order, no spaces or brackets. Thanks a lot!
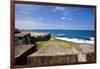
53,6,65,12
15,19,35,29
20,10,31,14
61,16,72,21
15,18,57,29
15,18,71,30
55,7,64,11
62,8,80,17
61,17,66,20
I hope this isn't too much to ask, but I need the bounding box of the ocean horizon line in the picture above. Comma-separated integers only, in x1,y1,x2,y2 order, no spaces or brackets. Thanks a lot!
17,29,94,31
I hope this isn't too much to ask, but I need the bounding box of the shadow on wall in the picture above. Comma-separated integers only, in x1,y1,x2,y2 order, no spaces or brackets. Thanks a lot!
16,45,37,65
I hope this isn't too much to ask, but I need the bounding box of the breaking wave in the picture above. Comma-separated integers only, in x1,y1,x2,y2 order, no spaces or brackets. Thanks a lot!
55,37,94,44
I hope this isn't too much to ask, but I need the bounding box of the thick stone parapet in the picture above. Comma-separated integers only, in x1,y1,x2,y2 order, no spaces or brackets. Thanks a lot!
86,53,96,62
15,44,37,65
27,43,95,65
28,55,78,65
15,32,31,45
15,31,51,44
27,45,78,65
30,32,51,42
20,32,51,43
74,43,95,62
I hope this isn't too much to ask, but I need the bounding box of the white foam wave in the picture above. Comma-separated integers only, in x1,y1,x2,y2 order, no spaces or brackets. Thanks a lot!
57,34,64,36
90,37,94,41
55,37,94,44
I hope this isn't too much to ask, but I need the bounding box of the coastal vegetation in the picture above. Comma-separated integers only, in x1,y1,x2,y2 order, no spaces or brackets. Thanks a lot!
36,38,76,49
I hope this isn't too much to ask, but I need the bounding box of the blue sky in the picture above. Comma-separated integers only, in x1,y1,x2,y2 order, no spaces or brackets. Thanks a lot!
15,4,95,30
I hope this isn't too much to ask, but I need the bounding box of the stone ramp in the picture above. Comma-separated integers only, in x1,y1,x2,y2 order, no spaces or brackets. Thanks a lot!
27,43,95,65
15,44,36,58
28,45,78,65
31,44,77,56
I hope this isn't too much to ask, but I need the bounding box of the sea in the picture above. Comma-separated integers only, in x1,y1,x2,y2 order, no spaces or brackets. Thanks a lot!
25,30,95,44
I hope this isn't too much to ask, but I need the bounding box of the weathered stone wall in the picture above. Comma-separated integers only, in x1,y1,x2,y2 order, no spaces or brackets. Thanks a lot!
27,55,78,65
74,44,95,62
86,53,96,63
15,34,32,46
31,33,51,43
15,38,23,46
36,33,51,41
15,45,37,65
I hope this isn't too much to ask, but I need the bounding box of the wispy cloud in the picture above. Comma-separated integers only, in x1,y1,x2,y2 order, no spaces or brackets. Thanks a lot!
20,10,31,14
61,16,67,20
15,18,57,29
53,6,65,12
15,4,95,30
63,8,80,16
61,16,73,21
55,6,64,11
15,18,73,30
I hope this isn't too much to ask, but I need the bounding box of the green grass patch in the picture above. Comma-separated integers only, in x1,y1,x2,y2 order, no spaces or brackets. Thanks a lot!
36,41,50,49
36,38,76,49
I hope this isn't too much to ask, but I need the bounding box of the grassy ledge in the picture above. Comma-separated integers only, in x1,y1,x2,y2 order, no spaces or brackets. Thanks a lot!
36,37,76,49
